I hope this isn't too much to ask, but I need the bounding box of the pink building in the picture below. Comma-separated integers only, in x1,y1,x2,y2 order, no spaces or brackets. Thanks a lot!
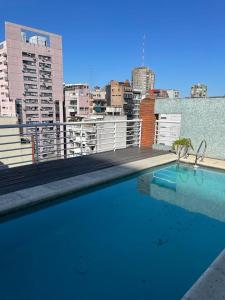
0,22,63,124
64,84,89,121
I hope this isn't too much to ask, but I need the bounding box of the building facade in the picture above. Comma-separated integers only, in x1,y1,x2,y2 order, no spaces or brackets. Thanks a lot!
149,89,169,99
0,22,63,123
132,89,142,119
64,83,89,121
105,80,133,118
191,83,208,98
122,80,133,119
166,89,180,99
90,86,106,115
0,41,9,116
66,115,127,157
106,80,124,108
132,66,155,97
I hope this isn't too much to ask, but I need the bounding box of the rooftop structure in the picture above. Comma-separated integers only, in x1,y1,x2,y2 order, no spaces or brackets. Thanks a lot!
166,89,180,99
149,89,169,99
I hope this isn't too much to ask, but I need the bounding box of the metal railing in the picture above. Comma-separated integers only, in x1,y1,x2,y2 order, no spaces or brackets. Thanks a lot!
0,119,142,168
194,139,207,166
154,120,181,146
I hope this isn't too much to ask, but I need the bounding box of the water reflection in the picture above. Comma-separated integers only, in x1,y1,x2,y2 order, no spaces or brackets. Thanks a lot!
137,164,225,222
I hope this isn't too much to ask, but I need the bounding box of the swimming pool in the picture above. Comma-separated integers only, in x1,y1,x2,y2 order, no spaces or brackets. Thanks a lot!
1,163,225,299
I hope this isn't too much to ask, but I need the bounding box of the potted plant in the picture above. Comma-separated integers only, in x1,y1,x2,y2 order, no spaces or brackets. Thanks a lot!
172,138,194,160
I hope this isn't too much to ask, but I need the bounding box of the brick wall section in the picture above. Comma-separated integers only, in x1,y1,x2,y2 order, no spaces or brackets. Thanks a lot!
140,96,156,147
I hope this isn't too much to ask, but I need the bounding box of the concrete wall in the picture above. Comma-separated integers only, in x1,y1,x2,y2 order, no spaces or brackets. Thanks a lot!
154,98,225,159
0,116,32,168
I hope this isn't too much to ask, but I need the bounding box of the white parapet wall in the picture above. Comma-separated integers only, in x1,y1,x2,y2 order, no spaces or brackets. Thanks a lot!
0,117,32,168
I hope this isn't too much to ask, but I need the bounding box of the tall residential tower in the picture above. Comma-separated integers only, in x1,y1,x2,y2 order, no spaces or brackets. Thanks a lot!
0,22,63,123
132,66,155,97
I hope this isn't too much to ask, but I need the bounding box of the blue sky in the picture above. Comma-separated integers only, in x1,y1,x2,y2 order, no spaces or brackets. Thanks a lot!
0,0,225,96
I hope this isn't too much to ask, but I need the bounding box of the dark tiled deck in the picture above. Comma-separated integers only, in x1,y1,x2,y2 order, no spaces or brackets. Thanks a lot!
0,147,168,196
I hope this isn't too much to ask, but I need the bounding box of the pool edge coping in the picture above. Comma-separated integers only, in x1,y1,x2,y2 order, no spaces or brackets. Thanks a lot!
0,153,176,217
182,249,225,300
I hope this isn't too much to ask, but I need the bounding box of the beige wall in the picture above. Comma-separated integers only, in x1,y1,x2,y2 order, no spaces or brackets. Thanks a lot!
0,116,32,168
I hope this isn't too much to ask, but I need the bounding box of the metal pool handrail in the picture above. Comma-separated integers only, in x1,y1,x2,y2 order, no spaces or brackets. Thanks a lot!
194,140,207,166
177,145,189,164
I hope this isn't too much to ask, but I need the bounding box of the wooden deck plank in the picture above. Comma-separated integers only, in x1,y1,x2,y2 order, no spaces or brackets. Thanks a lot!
0,147,168,195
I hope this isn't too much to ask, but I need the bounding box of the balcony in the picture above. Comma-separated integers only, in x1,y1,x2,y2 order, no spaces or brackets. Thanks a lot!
22,56,36,62
24,76,37,83
24,85,38,91
23,64,36,70
38,55,51,62
24,92,38,97
23,69,37,75
41,100,53,104
26,114,39,118
68,107,77,113
24,99,38,104
25,106,39,112
40,93,52,97
40,87,52,93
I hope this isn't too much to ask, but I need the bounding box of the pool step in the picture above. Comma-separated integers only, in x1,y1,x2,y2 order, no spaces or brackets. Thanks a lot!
152,168,177,190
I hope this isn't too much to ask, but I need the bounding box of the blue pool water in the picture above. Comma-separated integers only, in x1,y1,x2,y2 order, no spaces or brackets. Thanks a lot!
1,163,225,299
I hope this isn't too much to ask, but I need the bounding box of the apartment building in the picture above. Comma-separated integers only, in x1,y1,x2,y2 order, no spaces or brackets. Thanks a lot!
105,80,133,118
123,80,133,119
106,80,124,108
191,83,208,98
66,115,127,157
0,41,10,116
64,83,89,121
90,86,106,115
0,22,63,123
132,66,155,97
132,89,142,119
166,89,180,99
0,22,64,160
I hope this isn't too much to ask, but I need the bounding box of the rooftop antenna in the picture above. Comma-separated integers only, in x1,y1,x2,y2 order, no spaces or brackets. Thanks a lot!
142,34,146,66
